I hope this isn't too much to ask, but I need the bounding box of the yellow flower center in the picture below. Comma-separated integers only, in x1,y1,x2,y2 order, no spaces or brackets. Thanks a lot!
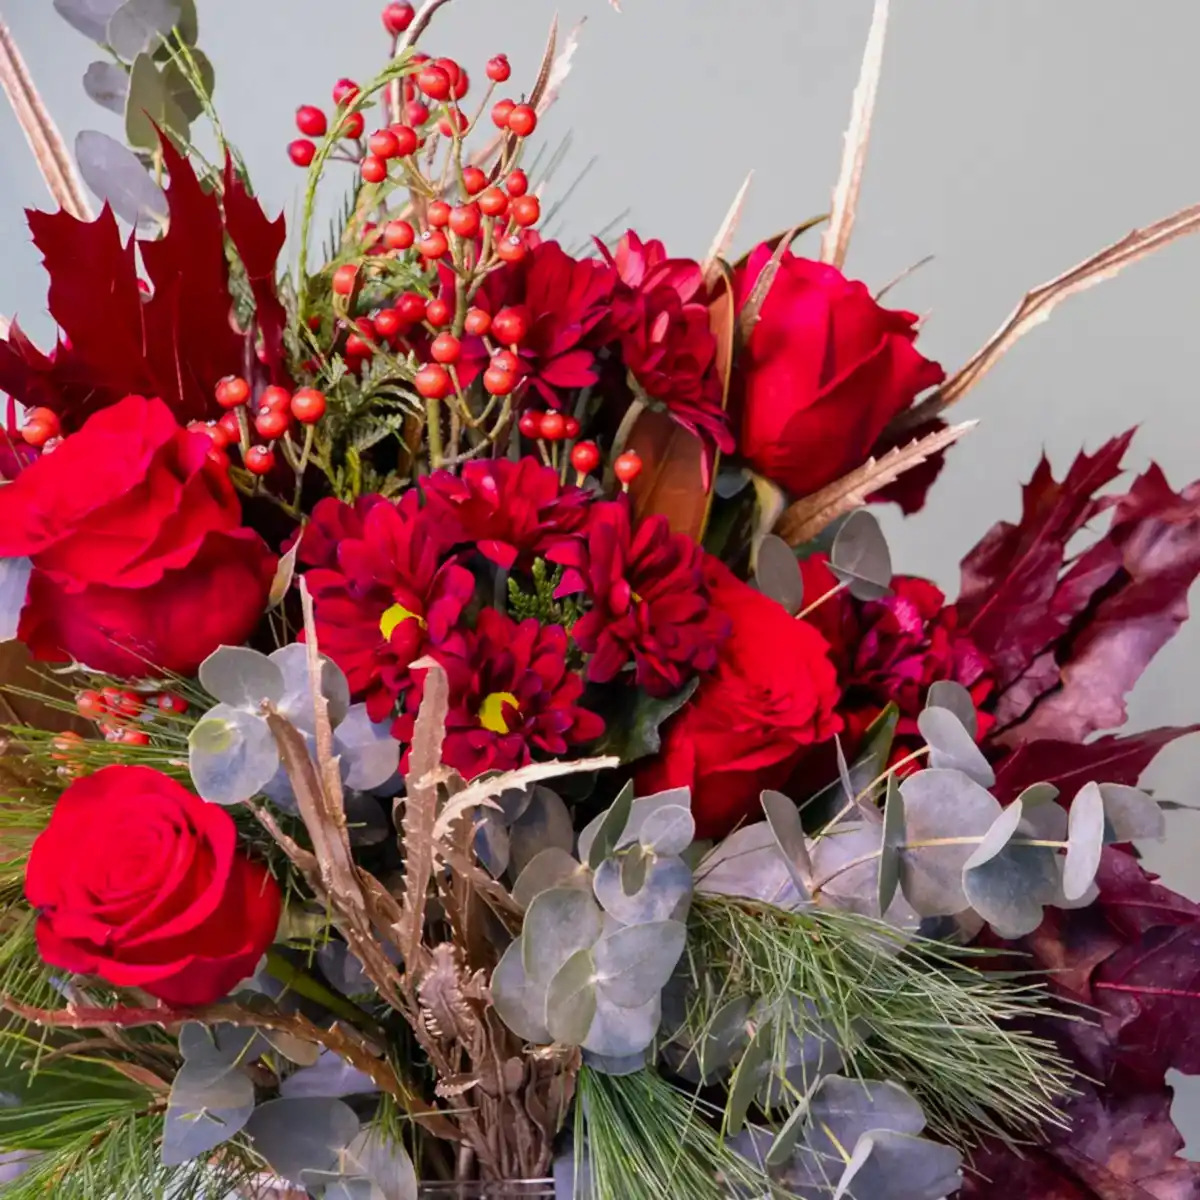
379,603,426,640
478,691,520,735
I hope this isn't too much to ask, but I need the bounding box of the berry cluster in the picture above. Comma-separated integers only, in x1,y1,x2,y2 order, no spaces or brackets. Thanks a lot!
71,687,189,749
20,406,61,449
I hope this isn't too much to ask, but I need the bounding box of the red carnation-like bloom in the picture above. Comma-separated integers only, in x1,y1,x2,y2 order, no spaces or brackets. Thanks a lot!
421,456,592,569
304,491,475,722
549,500,731,697
394,609,605,778
296,494,390,571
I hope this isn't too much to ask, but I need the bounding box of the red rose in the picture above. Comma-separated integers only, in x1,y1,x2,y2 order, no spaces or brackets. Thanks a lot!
638,558,841,839
0,395,276,676
25,765,281,1006
732,247,944,496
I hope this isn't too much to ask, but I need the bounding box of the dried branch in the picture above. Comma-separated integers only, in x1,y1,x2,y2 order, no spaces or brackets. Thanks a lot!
737,215,828,340
819,0,889,270
537,19,585,115
0,17,91,220
875,253,935,301
703,171,753,290
776,420,976,545
527,16,560,112
891,201,1200,436
396,0,455,50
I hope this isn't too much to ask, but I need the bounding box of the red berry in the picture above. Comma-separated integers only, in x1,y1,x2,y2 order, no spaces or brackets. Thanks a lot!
384,219,415,250
564,416,580,438
570,440,601,475
511,194,540,227
374,308,403,338
414,363,453,399
216,376,250,409
255,408,290,440
483,366,516,396
345,330,373,357
492,306,530,346
486,54,512,83
369,128,401,158
464,307,492,336
539,411,566,440
449,204,480,238
332,264,359,296
296,105,327,136
189,419,230,449
340,111,365,140
260,386,291,413
462,165,487,195
452,68,470,101
382,1,415,34
333,78,360,106
427,200,451,227
156,692,189,715
430,332,462,364
118,727,151,747
104,688,142,719
361,155,388,184
507,104,537,137
491,98,515,129
417,229,449,259
405,100,430,126
218,412,242,443
492,349,521,373
478,186,508,217
425,297,452,327
506,169,529,197
438,109,469,138
434,58,462,88
418,65,451,100
291,387,327,424
245,445,275,475
518,410,543,438
390,124,419,156
288,138,316,167
76,689,106,720
496,234,527,263
20,420,53,448
614,450,643,485
397,292,428,323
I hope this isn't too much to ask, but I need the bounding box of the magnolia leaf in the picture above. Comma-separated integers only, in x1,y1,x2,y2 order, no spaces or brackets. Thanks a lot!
188,704,279,805
75,130,165,228
491,939,551,1044
833,1129,963,1200
82,61,128,114
522,888,604,984
245,1097,360,1185
1064,781,1106,902
55,0,125,41
545,949,598,1045
829,509,892,601
161,1059,254,1166
726,1024,774,1135
694,823,805,909
916,706,995,787
1099,782,1166,842
754,534,805,615
761,790,814,896
124,51,188,149
593,854,692,925
581,781,635,868
335,705,399,791
925,679,978,740
592,920,687,1008
581,992,661,1058
512,848,590,910
637,805,695,856
268,537,301,609
272,643,351,734
200,646,285,712
281,1051,379,1100
508,786,576,876
878,774,905,914
108,0,182,59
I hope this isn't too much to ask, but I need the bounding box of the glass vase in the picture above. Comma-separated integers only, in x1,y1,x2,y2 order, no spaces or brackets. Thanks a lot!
416,1184,557,1198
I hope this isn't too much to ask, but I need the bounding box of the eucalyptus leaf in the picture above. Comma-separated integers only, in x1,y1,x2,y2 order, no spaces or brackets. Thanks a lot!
809,820,884,916
1064,781,1106,902
726,1024,773,1135
523,888,604,983
581,781,635,868
317,941,373,998
829,509,892,600
616,788,693,850
637,805,695,856
694,823,806,909
188,704,279,805
54,0,124,42
592,920,686,1008
962,798,1025,872
1099,783,1166,842
125,51,189,148
161,1059,254,1166
580,992,661,1058
83,61,129,114
179,1022,269,1067
765,1083,819,1168
162,47,212,122
545,949,598,1045
878,774,905,915
802,704,898,823
108,0,182,58
261,1028,320,1067
512,848,590,910
491,939,551,1044
760,790,814,896
473,810,511,877
715,466,751,499
75,130,166,228
593,854,692,925
0,558,32,642
925,679,978,739
833,1129,963,1200
245,1097,360,1185
281,1050,379,1100
806,1075,927,1149
323,1129,418,1200
755,534,805,615
174,0,198,42
580,1049,647,1076
916,706,995,788
689,995,752,1079
199,646,284,712
508,786,576,876
335,706,400,791
271,644,351,733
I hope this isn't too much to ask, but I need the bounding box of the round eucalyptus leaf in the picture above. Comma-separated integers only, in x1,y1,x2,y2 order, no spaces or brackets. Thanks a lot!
694,824,804,909
637,805,695,856
491,939,551,1044
580,992,661,1059
0,557,31,643
760,790,814,897
715,466,752,499
765,1084,819,1168
833,1129,963,1200
55,0,125,42
691,995,752,1079
336,1129,419,1200
522,888,604,983
621,844,650,895
179,1022,269,1067
75,129,166,229
1064,782,1106,902
161,1059,254,1166
962,799,1026,872
834,735,854,800
593,854,692,925
473,809,511,878
280,1050,379,1100
878,774,905,915
334,706,400,792
317,941,374,998
754,534,805,615
1016,782,1061,811
579,781,635,869
916,706,995,788
124,51,189,148
807,1075,927,1152
545,949,598,1045
616,788,693,850
188,704,279,805
245,1097,360,1185
924,680,978,739
83,61,129,114
271,644,351,733
199,646,285,712
343,792,390,847
1099,783,1166,842
261,1028,320,1067
107,0,182,58
512,848,590,910
809,820,883,916
508,786,576,877
725,1024,773,1136
581,1048,647,1076
593,920,686,1009
963,840,1061,939
161,47,212,123
829,509,892,600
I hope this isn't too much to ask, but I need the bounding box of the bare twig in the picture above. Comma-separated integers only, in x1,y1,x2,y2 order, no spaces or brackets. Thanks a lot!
703,171,754,289
891,200,1200,436
396,0,455,50
775,420,976,545
875,253,935,301
536,19,585,115
0,17,91,220
819,0,889,270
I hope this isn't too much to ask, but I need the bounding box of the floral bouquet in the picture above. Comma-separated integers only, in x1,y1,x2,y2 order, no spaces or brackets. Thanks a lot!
0,1,1198,1197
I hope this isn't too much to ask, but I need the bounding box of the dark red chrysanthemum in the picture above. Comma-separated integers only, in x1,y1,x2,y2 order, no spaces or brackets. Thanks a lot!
296,493,390,570
549,500,731,697
394,609,605,778
304,491,475,722
421,456,592,569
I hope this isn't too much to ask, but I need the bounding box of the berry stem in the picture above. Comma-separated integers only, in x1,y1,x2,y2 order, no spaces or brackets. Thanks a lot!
293,423,316,511
605,395,646,484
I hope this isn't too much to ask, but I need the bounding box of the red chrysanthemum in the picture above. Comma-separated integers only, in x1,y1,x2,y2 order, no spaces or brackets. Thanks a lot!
549,500,731,697
420,456,592,569
296,493,390,570
304,491,475,722
394,609,605,779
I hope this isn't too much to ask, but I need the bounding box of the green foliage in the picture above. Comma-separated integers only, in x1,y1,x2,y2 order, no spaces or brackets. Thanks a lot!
507,560,583,630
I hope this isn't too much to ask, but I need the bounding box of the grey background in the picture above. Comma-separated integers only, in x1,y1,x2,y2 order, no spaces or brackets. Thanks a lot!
2,0,1199,1146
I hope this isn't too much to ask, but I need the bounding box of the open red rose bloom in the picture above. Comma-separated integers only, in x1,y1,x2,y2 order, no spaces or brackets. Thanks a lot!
1,4,1199,1197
